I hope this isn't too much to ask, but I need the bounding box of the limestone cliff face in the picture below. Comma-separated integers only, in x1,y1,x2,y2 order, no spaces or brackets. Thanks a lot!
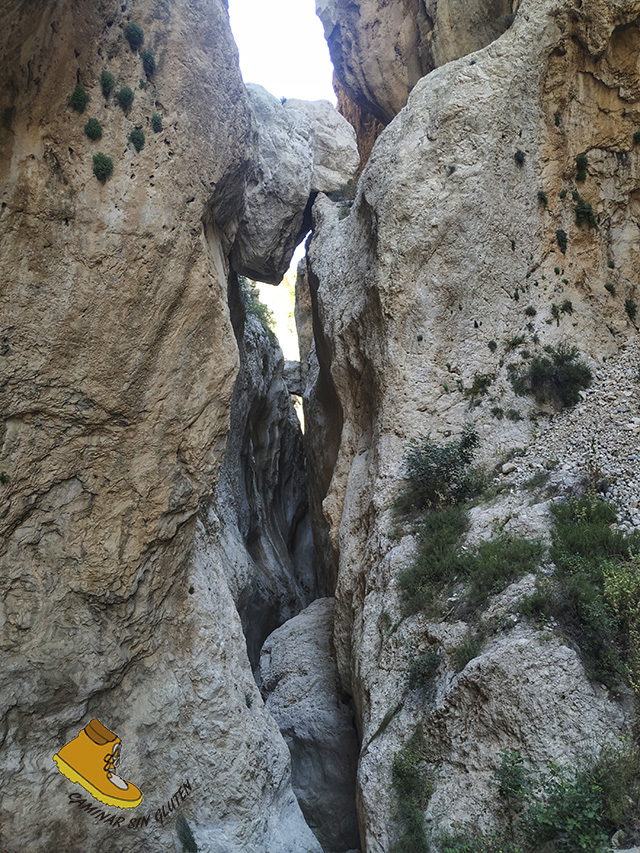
304,0,640,848
0,2,322,851
316,0,516,147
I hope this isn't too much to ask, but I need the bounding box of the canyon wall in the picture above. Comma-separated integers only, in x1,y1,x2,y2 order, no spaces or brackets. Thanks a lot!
303,0,640,848
0,1,356,851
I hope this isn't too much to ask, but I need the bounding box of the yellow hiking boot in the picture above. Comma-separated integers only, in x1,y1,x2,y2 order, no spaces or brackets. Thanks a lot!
53,718,143,809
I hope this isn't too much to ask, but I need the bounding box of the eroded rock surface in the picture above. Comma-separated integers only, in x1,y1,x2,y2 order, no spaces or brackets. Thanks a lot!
316,0,515,129
303,0,640,848
260,598,361,853
231,84,359,284
0,1,320,850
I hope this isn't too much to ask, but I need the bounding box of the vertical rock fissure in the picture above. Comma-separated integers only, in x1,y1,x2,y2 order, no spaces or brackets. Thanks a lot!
210,268,362,852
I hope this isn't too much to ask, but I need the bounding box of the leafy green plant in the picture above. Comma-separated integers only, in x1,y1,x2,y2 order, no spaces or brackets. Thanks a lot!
555,228,567,254
560,299,573,315
391,727,432,853
537,190,548,206
124,22,144,51
69,83,89,113
240,276,276,336
514,150,525,166
508,343,592,408
401,423,482,512
151,112,163,133
100,70,115,98
128,127,145,152
491,406,504,420
505,335,525,351
116,86,134,112
604,282,616,296
607,260,615,269
634,130,640,145
559,188,567,199
140,47,156,76
0,471,10,485
488,340,498,353
465,373,494,405
573,191,596,227
505,408,523,422
452,631,483,672
625,298,637,322
576,153,588,182
524,306,536,317
407,649,440,692
84,118,102,141
92,152,113,183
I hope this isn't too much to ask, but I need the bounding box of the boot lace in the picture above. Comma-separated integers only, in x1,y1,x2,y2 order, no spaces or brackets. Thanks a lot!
103,743,121,776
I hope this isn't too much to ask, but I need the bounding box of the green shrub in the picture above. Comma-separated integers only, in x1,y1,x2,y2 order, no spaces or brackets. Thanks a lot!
604,282,616,296
488,340,498,353
116,86,134,112
453,632,484,672
573,191,596,227
505,408,523,422
560,299,573,315
407,649,440,692
151,112,163,133
464,373,494,404
608,260,615,269
398,505,468,613
140,47,156,76
391,728,432,853
84,118,102,140
462,535,543,609
537,190,548,206
509,343,592,408
559,188,567,199
576,153,588,182
401,423,482,512
490,406,504,420
505,334,525,351
555,228,567,254
634,130,640,145
625,298,637,322
69,83,89,112
586,739,640,836
524,305,536,317
92,152,114,183
0,471,11,485
128,127,145,152
240,276,276,336
514,150,525,166
124,22,144,51
100,70,115,98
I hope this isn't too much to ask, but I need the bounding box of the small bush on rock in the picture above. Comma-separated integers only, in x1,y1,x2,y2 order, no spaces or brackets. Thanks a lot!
124,22,144,51
514,149,525,165
151,112,163,133
401,423,482,512
625,298,637,322
556,228,567,254
69,83,89,112
100,70,115,98
92,152,113,183
140,47,156,76
128,127,145,152
116,86,134,112
509,343,592,408
576,152,588,182
84,118,103,140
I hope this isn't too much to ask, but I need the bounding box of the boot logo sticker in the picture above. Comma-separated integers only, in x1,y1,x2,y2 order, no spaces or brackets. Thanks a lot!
53,718,143,809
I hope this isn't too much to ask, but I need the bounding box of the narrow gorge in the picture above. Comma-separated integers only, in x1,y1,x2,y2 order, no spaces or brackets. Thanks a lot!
1,1,640,853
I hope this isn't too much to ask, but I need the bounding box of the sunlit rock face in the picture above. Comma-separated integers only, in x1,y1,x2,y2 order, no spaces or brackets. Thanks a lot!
316,0,514,156
231,83,359,284
304,0,640,847
0,1,321,850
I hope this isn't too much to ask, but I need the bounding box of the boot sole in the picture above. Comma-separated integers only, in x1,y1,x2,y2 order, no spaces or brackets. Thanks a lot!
52,753,143,809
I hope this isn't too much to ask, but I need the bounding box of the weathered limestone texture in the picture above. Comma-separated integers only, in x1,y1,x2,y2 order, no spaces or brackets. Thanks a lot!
316,0,515,128
260,598,361,853
304,0,640,848
0,1,320,851
231,84,359,284
196,288,317,670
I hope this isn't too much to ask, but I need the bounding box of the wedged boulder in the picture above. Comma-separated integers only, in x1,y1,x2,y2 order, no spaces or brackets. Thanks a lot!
231,84,359,284
260,598,361,853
